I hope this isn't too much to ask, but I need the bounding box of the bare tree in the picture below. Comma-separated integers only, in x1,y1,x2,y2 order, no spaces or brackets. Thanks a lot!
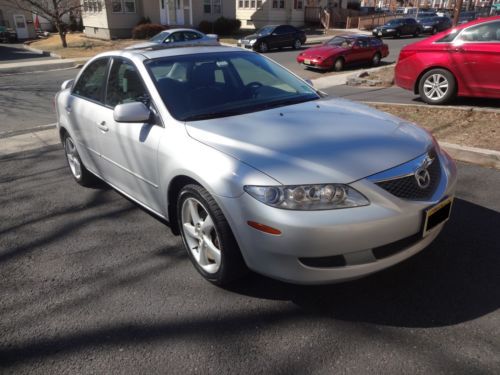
4,0,82,47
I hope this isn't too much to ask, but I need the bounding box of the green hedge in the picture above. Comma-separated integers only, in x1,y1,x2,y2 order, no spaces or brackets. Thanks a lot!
132,23,167,39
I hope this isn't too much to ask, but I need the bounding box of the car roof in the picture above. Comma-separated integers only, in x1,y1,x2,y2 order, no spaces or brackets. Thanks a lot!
156,28,203,34
455,15,500,28
93,45,245,62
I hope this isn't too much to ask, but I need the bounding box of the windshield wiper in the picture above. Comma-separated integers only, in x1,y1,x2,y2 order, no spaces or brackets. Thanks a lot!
251,96,318,111
182,110,243,121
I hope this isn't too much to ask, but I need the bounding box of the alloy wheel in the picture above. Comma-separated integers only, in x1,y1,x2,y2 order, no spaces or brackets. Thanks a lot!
423,73,449,101
65,137,82,180
293,39,301,49
181,197,221,274
259,42,268,53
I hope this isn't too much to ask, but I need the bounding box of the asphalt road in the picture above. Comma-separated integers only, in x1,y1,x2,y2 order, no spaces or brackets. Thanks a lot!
1,148,499,374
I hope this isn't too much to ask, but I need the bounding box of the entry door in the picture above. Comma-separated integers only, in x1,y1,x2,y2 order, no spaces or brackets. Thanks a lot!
159,0,167,24
13,15,28,39
176,0,184,24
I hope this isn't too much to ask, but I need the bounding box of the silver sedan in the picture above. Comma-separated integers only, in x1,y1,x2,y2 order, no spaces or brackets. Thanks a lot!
127,28,219,50
55,46,457,285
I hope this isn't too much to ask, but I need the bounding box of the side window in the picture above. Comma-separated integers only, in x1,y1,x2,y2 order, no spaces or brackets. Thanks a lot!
274,26,285,35
357,39,369,48
165,32,184,43
106,59,149,108
73,59,109,103
183,31,202,41
459,21,500,42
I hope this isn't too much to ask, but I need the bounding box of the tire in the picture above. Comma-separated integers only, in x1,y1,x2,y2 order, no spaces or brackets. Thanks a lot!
431,27,437,35
371,52,381,67
332,57,344,72
63,133,99,187
177,184,247,285
418,68,457,105
258,41,268,53
393,30,400,39
413,29,420,37
292,39,302,49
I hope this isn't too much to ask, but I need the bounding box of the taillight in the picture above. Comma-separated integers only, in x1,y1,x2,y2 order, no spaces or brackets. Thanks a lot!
398,49,417,62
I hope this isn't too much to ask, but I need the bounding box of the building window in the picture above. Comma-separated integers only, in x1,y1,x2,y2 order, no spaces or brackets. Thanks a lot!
112,0,136,13
272,0,285,8
238,0,243,7
294,0,303,9
257,0,262,7
203,0,211,13
213,0,221,14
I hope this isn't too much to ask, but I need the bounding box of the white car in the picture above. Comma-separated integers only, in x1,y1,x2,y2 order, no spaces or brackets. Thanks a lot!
127,28,219,50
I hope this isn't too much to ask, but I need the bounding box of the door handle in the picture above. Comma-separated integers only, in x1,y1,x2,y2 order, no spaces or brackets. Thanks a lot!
97,121,109,132
451,47,464,53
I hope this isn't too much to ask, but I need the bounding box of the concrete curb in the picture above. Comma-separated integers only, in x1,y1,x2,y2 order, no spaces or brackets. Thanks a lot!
311,64,395,89
23,44,63,58
1,125,499,170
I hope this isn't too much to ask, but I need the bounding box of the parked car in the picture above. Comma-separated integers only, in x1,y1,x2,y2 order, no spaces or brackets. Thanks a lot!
55,45,457,286
237,25,307,52
372,18,422,38
127,28,219,49
395,16,500,104
418,16,452,34
458,11,477,24
0,26,17,43
296,35,389,71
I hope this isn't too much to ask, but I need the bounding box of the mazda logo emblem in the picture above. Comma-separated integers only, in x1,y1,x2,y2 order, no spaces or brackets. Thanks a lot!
414,155,434,189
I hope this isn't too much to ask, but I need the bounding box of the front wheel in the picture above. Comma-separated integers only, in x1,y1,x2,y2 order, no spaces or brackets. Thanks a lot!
332,57,344,72
418,69,456,105
292,39,302,49
393,30,401,39
413,29,421,37
177,184,247,285
258,41,268,53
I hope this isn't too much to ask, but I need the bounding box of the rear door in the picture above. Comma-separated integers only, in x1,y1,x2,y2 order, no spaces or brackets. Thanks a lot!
452,20,500,96
96,57,164,212
68,58,110,173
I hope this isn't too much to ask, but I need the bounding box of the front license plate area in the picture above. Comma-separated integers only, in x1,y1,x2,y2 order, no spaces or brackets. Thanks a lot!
378,31,382,36
422,197,453,237
304,59,311,65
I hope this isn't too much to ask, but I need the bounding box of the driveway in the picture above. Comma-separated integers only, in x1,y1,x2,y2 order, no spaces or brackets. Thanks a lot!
0,148,499,374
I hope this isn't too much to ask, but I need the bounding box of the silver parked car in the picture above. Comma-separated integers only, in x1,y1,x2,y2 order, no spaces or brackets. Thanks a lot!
127,28,219,50
55,46,457,285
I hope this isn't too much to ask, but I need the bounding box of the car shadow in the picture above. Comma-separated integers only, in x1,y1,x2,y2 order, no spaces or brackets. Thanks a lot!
0,43,51,62
224,198,500,328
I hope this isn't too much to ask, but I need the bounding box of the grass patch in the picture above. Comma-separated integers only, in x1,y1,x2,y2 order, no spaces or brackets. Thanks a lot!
29,33,137,59
372,104,500,151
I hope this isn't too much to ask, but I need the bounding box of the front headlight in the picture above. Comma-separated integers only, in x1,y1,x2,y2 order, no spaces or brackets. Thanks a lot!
249,39,257,45
244,184,369,210
386,28,395,32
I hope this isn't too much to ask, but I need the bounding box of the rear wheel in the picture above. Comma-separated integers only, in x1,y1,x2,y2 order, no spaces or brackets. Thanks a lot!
332,57,344,72
63,133,99,187
418,69,456,105
371,52,381,66
177,184,247,285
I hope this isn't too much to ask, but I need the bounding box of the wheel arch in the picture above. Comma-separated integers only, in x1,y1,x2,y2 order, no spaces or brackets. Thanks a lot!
414,66,458,95
167,175,201,235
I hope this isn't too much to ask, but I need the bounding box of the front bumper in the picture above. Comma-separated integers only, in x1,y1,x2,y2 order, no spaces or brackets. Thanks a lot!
237,42,255,50
373,29,396,37
216,150,457,284
297,57,331,70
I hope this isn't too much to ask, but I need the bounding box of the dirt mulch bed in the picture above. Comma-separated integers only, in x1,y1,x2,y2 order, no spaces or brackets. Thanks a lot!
371,104,500,151
28,33,137,58
349,65,394,87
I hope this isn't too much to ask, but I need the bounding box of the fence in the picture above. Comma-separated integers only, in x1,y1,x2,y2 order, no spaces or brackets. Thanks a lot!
349,14,404,30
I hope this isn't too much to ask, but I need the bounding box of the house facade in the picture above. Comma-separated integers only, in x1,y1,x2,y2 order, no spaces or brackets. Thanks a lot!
82,0,235,39
0,0,36,39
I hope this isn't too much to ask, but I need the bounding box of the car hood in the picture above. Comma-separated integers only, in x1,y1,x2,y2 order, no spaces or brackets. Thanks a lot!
185,99,432,185
242,33,260,40
301,44,346,58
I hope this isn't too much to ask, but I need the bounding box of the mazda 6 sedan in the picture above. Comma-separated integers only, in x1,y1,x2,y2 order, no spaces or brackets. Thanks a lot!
55,45,457,285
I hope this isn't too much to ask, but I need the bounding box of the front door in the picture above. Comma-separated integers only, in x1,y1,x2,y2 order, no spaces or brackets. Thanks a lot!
96,58,163,213
176,0,184,24
13,15,28,39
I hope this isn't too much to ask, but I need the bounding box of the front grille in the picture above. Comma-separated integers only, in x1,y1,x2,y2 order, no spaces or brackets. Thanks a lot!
299,254,346,268
375,154,441,200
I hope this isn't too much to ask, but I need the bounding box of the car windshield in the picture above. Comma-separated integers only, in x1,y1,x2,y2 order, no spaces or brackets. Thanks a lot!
257,26,275,36
326,36,354,47
146,51,319,121
150,31,169,42
386,19,402,26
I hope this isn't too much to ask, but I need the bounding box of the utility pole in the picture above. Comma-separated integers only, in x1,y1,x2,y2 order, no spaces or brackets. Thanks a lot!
453,0,464,26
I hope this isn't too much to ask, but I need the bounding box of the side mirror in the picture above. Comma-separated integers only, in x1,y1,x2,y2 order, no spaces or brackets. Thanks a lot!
113,102,151,123
61,79,74,90
272,32,277,36
304,79,314,87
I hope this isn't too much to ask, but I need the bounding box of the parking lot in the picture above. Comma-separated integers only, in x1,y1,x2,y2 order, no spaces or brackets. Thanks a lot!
1,147,499,374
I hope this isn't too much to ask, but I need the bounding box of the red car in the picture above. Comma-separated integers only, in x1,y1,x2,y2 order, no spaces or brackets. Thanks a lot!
395,16,500,104
296,35,389,72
